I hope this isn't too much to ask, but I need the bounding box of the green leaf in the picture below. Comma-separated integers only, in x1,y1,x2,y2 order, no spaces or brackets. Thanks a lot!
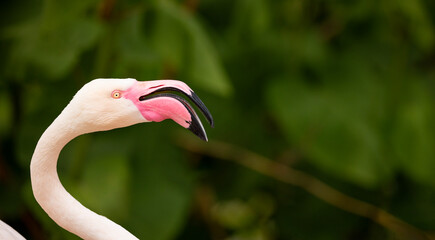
4,0,101,79
75,153,131,220
152,0,233,96
212,200,255,229
113,9,162,80
230,0,271,38
41,0,100,27
127,124,194,240
395,0,434,50
392,81,435,187
267,78,390,188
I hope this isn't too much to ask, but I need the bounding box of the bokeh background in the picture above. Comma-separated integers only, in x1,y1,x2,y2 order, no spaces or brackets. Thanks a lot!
1,0,435,239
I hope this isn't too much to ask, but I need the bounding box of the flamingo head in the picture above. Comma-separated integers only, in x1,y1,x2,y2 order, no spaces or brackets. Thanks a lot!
68,78,213,141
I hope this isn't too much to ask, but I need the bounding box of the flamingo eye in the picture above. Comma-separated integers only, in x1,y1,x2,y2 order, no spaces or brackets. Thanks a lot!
112,91,121,99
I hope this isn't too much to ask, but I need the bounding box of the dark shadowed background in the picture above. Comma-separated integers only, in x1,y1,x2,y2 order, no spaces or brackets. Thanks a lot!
1,0,435,239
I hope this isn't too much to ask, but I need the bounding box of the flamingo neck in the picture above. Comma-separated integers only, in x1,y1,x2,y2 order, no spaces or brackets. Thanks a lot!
30,109,138,240
0,220,25,240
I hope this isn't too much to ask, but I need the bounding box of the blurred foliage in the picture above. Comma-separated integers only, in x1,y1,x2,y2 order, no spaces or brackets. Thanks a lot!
0,0,435,239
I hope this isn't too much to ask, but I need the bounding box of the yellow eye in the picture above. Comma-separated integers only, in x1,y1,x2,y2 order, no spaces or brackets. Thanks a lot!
112,91,121,99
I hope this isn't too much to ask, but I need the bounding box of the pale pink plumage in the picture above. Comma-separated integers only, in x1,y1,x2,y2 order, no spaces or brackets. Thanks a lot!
0,220,25,240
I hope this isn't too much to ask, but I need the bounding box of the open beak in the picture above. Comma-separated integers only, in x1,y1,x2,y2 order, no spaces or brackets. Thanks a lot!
124,80,214,141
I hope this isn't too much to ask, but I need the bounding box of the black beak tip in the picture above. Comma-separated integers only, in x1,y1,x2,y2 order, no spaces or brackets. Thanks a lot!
188,124,208,142
189,90,214,128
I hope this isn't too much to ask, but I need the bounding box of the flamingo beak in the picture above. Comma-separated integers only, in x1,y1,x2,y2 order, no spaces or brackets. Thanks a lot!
124,80,214,141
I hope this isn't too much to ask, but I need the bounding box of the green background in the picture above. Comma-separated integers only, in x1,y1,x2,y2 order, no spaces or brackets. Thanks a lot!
0,0,434,239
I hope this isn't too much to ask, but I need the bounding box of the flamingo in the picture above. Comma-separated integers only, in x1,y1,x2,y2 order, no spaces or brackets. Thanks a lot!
1,78,213,240
0,220,25,240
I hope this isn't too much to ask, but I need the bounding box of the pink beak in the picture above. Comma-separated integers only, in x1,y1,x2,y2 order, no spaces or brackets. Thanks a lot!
124,80,214,141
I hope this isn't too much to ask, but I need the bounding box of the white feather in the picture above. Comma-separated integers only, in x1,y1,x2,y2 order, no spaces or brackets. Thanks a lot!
0,220,26,240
